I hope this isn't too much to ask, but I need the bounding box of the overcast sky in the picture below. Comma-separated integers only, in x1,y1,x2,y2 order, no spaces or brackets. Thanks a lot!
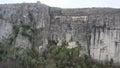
0,0,120,8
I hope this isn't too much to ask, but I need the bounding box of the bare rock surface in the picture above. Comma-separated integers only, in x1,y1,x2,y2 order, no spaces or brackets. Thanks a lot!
0,2,120,63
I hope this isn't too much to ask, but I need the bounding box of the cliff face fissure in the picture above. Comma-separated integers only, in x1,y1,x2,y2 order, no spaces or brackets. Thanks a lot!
0,3,120,63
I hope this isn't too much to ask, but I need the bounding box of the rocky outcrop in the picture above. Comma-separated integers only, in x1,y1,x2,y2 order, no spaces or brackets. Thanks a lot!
49,7,120,63
0,2,120,63
90,15,120,63
0,2,50,48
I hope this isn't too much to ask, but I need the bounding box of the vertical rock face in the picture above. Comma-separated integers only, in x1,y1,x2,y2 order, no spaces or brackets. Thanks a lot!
49,8,120,63
90,15,120,63
0,3,120,63
0,3,50,48
0,22,13,41
49,15,88,50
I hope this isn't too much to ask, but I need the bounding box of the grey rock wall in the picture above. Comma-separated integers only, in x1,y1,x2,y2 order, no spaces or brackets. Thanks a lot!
49,7,120,63
0,3,50,48
89,15,120,63
0,2,120,63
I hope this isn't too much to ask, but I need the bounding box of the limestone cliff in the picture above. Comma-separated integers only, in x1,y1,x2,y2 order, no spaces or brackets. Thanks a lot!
0,2,50,49
0,2,120,63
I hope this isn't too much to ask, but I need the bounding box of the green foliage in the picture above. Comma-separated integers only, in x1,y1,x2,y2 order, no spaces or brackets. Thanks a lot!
0,25,20,61
16,47,46,68
36,36,42,41
13,25,19,37
84,54,90,60
0,40,119,68
0,39,12,61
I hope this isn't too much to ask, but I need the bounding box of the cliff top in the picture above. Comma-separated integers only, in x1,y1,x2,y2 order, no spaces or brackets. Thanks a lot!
0,2,120,16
